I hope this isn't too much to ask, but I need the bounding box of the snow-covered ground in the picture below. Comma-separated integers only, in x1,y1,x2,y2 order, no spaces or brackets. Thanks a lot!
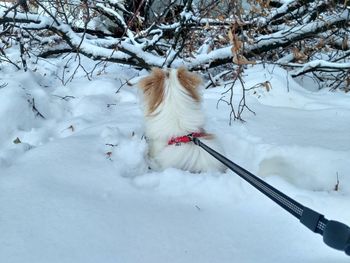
0,54,349,263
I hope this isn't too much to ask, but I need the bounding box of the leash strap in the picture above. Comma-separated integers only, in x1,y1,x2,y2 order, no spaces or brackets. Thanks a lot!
191,137,350,256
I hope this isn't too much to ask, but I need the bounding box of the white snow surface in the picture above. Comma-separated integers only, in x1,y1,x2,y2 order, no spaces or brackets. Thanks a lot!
0,55,350,263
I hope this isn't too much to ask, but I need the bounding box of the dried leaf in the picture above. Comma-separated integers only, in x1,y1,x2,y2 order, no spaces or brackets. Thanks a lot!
240,55,256,65
233,54,256,65
217,15,225,21
292,47,308,62
342,35,348,50
13,137,21,144
231,46,236,56
232,34,242,53
263,81,272,92
228,30,234,44
316,39,324,49
232,53,239,64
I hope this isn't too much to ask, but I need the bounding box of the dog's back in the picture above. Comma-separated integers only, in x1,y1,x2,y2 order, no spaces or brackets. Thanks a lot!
139,67,226,173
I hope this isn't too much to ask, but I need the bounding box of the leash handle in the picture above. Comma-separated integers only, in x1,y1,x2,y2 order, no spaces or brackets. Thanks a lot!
323,221,350,256
192,137,350,256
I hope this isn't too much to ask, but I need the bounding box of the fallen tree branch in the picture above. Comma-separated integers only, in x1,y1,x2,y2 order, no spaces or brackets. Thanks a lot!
0,1,349,80
181,10,350,70
290,60,350,77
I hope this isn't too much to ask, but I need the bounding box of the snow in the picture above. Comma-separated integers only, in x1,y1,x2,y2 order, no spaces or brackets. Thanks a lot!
265,0,298,20
0,53,350,263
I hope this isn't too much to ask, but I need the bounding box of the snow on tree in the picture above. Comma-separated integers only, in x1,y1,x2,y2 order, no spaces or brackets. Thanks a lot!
0,0,349,93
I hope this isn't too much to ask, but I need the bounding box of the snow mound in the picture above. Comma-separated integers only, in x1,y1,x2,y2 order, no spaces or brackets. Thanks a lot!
0,60,349,263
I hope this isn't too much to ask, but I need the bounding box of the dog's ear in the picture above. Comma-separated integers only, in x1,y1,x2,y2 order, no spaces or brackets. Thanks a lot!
177,67,201,102
138,68,166,114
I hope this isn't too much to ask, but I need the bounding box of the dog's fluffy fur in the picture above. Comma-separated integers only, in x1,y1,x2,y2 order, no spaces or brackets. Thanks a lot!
138,67,226,173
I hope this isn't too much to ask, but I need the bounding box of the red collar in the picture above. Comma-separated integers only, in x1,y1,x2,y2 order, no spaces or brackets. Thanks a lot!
168,132,206,145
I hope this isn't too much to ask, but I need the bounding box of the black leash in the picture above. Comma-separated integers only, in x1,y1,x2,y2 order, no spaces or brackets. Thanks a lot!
190,136,350,256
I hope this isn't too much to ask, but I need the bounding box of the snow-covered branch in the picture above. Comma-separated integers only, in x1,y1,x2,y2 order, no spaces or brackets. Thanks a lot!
179,9,349,70
291,60,350,77
0,0,349,90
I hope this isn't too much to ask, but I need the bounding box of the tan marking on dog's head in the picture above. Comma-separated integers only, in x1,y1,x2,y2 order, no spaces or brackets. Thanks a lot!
177,67,202,102
139,68,166,115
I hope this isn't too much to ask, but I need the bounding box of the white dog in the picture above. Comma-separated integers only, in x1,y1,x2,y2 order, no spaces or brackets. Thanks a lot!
138,67,226,173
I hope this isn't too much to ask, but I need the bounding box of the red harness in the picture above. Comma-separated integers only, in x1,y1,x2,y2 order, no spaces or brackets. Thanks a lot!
168,132,207,145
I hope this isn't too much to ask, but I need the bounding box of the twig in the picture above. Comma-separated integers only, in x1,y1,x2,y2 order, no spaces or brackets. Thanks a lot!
0,83,8,89
27,98,45,119
334,172,340,191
